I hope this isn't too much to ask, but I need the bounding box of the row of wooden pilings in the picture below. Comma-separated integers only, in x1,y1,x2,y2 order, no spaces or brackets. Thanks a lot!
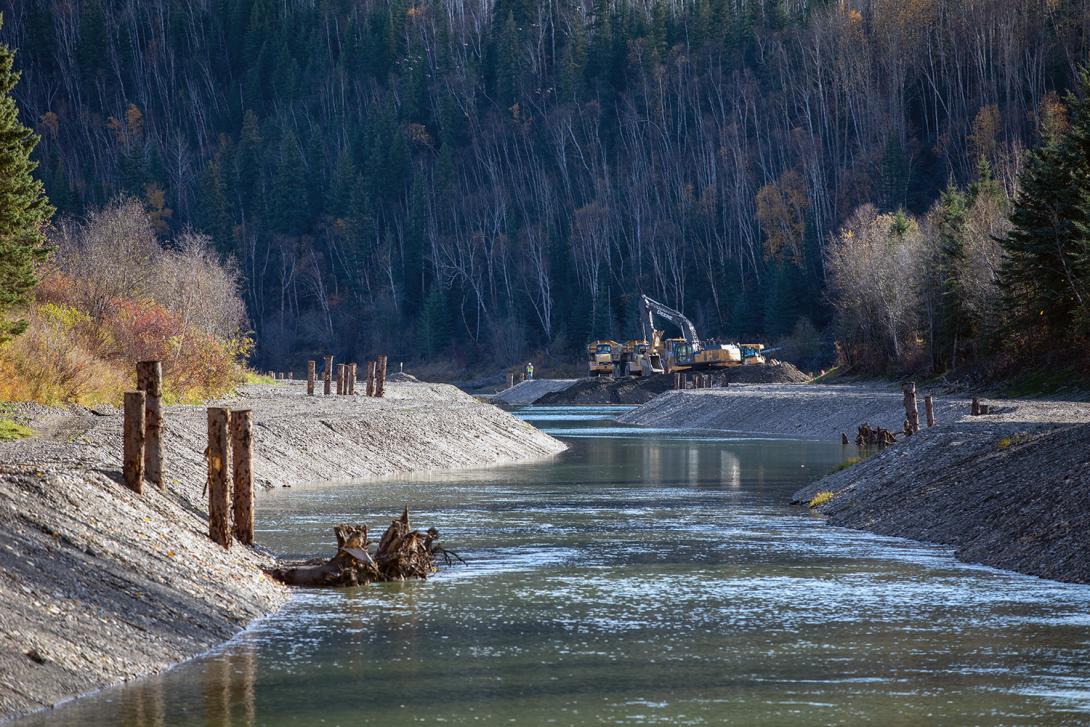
902,384,993,434
305,355,387,398
122,360,255,549
674,373,727,389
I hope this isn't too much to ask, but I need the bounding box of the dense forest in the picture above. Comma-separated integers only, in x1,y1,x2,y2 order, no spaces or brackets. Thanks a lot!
3,0,1090,374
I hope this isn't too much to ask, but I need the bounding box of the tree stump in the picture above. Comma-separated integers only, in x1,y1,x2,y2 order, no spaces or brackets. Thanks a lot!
376,355,388,398
136,360,163,490
231,410,254,546
902,382,919,434
123,391,145,494
207,407,231,549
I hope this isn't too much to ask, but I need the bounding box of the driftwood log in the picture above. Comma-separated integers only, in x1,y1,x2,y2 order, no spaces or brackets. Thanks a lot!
269,509,458,588
855,423,897,447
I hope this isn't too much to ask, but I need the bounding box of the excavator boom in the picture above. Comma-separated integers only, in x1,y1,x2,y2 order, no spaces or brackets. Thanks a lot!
640,295,702,352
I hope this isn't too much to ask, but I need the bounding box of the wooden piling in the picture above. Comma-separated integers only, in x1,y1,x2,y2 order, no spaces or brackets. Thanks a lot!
307,360,316,396
323,355,333,395
231,409,254,546
123,391,146,494
507,372,515,390
207,407,231,549
924,395,935,427
348,364,356,395
366,361,376,397
674,373,681,390
375,355,388,398
136,360,163,490
902,382,920,434
336,363,345,395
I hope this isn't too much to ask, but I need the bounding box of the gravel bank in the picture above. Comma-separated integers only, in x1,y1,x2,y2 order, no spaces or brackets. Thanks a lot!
793,401,1090,583
491,379,578,407
622,382,1090,582
617,383,971,438
0,382,565,721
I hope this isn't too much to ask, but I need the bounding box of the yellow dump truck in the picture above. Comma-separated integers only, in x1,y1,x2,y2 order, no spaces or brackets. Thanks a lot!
587,340,621,376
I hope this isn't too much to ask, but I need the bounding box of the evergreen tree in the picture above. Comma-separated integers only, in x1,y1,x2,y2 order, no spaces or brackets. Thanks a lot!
270,131,309,235
1000,76,1090,337
0,18,54,340
195,155,235,254
934,184,970,367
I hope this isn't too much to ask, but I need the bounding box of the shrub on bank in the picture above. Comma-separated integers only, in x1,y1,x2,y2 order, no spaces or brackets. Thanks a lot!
0,199,252,405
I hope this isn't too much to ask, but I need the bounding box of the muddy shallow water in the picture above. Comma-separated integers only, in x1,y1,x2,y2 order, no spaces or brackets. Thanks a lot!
21,406,1090,725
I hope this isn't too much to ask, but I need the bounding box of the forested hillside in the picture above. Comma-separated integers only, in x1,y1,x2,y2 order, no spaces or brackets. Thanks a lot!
3,0,1089,372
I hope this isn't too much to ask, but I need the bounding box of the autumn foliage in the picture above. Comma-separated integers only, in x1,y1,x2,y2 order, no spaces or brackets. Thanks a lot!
0,199,250,405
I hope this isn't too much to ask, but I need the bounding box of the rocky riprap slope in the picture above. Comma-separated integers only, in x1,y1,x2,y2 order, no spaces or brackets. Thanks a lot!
793,402,1090,583
0,382,565,720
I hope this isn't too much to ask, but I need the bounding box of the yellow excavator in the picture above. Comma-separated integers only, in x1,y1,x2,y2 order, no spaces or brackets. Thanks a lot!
637,295,768,373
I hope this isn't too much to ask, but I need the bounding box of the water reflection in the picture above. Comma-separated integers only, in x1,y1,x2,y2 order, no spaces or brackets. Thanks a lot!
20,407,1090,726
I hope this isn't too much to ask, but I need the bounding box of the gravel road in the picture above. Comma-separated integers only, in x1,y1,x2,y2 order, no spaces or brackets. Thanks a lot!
0,381,565,721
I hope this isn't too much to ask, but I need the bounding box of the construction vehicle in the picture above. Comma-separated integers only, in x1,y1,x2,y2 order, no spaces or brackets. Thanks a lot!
638,295,768,373
587,340,621,376
614,339,654,377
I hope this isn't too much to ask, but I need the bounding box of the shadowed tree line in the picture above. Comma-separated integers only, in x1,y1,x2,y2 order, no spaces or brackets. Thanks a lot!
2,0,1089,373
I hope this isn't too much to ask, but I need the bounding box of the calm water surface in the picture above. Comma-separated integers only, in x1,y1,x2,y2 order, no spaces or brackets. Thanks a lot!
23,405,1090,725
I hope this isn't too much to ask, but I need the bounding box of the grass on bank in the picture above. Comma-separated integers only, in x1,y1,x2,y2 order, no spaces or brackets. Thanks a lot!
0,418,32,441
809,490,836,508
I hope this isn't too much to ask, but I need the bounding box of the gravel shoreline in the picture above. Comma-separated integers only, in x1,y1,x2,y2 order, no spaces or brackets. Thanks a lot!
0,382,565,721
621,382,1090,582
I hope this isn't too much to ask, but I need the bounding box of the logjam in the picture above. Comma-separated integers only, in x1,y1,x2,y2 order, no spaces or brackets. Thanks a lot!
268,509,459,588
855,423,897,447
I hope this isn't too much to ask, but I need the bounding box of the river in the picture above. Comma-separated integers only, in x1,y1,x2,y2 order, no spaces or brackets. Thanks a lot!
21,406,1090,725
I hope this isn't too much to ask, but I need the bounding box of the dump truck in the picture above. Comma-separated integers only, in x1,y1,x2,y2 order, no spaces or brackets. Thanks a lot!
587,340,621,376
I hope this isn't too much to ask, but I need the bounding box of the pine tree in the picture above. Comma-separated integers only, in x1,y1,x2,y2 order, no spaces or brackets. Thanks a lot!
999,88,1089,336
934,184,969,367
0,18,54,341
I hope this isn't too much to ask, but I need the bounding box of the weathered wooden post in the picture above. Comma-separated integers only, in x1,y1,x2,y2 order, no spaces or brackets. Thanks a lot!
307,360,316,396
366,361,376,397
207,407,231,549
902,382,920,434
971,396,980,416
136,360,163,490
507,372,515,390
288,371,293,380
323,355,333,395
335,363,345,395
924,395,935,428
231,409,254,546
123,391,146,494
674,373,681,390
376,355,388,398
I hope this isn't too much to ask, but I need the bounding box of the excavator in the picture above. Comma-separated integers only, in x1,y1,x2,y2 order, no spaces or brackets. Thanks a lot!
636,295,768,374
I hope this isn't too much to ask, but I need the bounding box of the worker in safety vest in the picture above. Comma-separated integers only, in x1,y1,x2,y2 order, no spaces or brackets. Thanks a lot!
526,362,534,380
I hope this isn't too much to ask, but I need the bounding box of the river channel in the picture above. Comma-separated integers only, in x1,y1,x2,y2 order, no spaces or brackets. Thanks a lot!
22,406,1090,725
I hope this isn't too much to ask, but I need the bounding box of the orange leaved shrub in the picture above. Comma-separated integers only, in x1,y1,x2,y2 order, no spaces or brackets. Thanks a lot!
0,198,251,405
